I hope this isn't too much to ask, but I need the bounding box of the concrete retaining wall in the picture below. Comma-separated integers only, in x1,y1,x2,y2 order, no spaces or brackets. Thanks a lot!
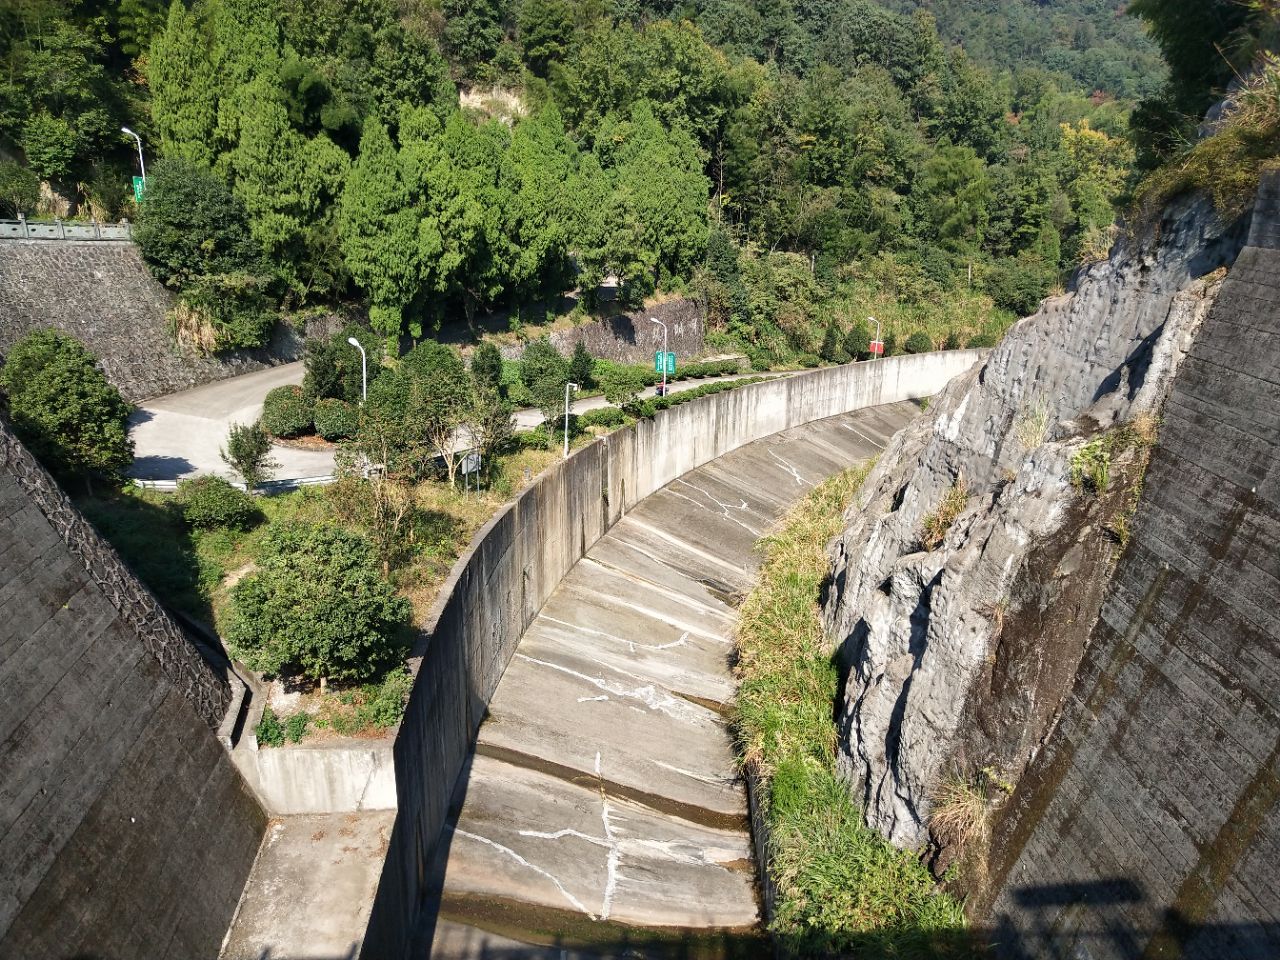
360,350,983,957
231,742,398,815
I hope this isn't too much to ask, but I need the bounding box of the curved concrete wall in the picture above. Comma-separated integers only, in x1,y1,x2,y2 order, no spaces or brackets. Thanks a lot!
362,351,983,957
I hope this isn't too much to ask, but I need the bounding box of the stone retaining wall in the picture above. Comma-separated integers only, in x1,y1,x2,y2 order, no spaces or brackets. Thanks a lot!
499,297,706,364
0,417,264,959
0,239,304,401
360,350,983,958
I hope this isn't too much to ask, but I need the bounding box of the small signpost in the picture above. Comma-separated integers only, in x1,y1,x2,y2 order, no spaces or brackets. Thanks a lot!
868,315,884,359
461,451,481,491
132,176,146,204
654,351,676,375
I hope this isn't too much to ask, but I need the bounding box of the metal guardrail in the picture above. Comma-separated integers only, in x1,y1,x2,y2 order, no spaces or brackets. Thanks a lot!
132,474,336,495
0,218,134,241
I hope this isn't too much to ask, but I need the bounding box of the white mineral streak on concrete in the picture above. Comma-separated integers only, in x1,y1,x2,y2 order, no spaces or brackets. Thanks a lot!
768,449,809,486
454,827,596,919
514,653,706,722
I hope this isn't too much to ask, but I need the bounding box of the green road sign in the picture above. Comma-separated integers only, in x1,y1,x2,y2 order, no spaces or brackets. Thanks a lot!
654,351,676,375
132,176,146,203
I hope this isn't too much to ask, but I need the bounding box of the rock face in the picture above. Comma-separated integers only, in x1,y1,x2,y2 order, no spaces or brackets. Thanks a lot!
822,191,1250,849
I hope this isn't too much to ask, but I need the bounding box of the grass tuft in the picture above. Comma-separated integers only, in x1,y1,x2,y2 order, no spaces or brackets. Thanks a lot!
734,466,973,957
920,479,970,552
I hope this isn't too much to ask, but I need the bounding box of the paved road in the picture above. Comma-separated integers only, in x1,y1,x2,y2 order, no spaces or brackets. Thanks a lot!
128,362,334,482
129,363,790,482
422,402,921,956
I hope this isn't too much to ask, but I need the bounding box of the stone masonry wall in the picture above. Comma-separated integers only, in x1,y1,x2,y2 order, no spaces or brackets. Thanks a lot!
499,297,706,364
0,239,302,401
0,418,265,958
982,182,1280,957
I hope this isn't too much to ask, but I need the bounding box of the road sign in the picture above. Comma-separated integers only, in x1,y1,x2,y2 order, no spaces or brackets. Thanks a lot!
132,176,146,203
461,452,482,475
869,340,885,356
654,351,676,375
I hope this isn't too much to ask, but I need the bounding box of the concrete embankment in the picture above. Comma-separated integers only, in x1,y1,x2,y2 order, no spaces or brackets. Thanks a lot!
426,403,921,955
361,351,983,958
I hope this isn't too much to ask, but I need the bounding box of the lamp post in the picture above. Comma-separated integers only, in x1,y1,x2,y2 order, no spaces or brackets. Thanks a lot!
120,127,146,184
649,317,668,396
347,337,367,402
869,315,883,359
563,382,579,457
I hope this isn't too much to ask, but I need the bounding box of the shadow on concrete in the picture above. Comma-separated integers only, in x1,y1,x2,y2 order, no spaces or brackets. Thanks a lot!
128,453,195,479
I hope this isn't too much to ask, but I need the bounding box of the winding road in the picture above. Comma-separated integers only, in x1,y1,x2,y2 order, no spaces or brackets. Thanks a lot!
128,362,789,483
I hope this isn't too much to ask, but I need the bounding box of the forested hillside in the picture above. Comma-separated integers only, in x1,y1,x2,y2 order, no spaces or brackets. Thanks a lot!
0,0,1249,366
880,0,1166,100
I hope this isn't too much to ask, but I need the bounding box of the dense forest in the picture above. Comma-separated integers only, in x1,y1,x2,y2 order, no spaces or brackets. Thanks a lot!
0,0,1272,364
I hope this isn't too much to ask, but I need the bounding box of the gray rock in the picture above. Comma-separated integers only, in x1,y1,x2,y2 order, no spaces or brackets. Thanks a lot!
822,191,1249,848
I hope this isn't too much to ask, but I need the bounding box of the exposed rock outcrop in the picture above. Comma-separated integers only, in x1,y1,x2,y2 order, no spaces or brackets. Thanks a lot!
822,190,1251,851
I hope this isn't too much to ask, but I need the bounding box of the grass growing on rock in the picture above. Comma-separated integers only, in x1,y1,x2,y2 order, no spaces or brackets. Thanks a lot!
733,467,972,958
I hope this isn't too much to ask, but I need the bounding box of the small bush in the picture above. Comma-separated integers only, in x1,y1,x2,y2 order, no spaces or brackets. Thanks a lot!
313,398,358,441
261,385,314,438
920,479,969,551
904,331,933,354
257,707,285,747
966,333,998,349
579,407,628,429
359,667,413,728
175,475,259,530
943,330,961,350
285,712,310,744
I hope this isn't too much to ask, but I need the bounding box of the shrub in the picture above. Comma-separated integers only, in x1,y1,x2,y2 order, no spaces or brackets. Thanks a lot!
903,331,933,354
943,330,961,350
579,407,628,429
256,707,285,747
0,329,133,482
175,475,259,530
226,522,411,683
314,398,358,441
1070,437,1112,493
359,667,413,728
600,364,648,413
285,712,310,744
220,420,278,491
568,341,596,388
304,327,383,403
0,161,40,217
966,333,998,349
261,385,314,437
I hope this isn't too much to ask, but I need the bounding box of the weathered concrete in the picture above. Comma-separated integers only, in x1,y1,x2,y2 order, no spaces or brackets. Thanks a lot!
424,403,920,953
231,738,398,815
0,417,265,959
221,812,395,960
980,177,1280,958
362,352,980,960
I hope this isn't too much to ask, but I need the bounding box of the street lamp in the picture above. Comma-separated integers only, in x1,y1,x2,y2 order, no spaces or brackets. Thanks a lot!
120,127,146,184
649,317,668,396
869,315,883,359
347,337,367,402
563,381,579,457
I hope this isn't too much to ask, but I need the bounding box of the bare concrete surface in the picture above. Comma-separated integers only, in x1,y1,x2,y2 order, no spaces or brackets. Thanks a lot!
422,401,920,957
221,811,395,960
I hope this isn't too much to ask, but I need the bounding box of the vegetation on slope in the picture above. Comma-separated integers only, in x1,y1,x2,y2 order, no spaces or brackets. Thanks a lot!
734,466,974,957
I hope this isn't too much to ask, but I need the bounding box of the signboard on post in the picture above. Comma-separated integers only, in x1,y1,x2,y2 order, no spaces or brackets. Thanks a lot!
869,340,885,357
132,176,146,203
654,351,676,375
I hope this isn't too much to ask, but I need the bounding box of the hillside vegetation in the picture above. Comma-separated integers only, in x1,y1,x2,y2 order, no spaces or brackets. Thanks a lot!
1,0,1166,365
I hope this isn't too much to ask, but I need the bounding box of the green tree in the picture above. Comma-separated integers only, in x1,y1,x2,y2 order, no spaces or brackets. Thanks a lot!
819,319,846,362
444,0,508,76
568,341,595,388
0,330,133,484
914,145,991,254
304,326,384,404
844,318,872,361
519,337,568,389
339,119,423,344
519,0,574,76
148,0,226,166
227,522,410,683
600,364,647,414
471,340,505,396
220,420,278,491
21,112,78,182
0,162,40,217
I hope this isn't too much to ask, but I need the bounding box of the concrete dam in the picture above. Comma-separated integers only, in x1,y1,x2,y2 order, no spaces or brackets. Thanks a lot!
0,350,976,958
5,166,1278,955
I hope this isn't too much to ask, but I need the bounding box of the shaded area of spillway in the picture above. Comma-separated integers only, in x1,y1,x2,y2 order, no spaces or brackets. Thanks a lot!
418,401,921,959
